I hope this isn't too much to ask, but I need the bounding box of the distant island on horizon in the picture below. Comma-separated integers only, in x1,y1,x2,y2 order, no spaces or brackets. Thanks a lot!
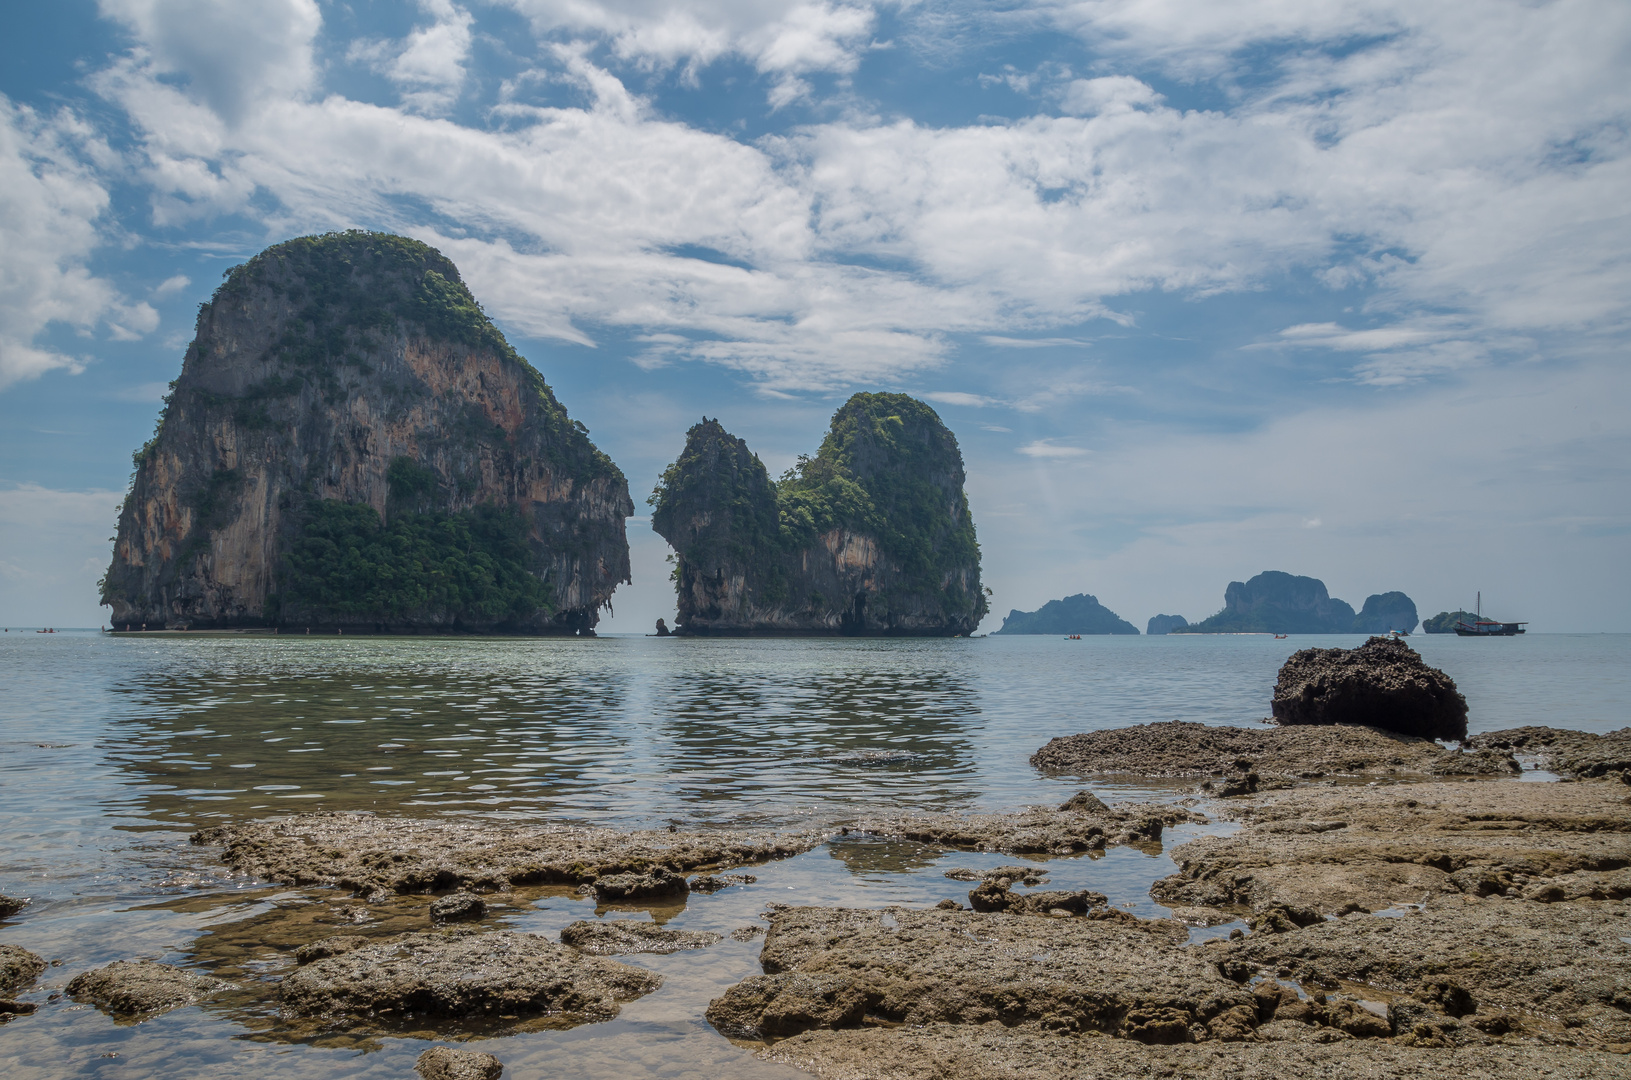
992,593,1138,635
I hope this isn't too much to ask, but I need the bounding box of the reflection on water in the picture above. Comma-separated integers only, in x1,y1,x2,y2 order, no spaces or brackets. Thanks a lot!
2,631,1627,1079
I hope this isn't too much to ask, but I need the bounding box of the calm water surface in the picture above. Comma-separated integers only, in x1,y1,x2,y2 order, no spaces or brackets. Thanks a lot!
0,631,1625,1077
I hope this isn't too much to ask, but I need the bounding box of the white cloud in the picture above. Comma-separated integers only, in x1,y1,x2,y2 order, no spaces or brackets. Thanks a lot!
0,98,133,389
150,273,190,297
98,0,321,122
349,0,475,115
922,391,994,407
1017,439,1089,458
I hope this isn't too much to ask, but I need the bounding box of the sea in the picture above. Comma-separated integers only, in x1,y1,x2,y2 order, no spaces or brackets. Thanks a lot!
0,631,1626,1078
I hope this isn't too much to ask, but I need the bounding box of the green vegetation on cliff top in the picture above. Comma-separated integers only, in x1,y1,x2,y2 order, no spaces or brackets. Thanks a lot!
650,393,983,615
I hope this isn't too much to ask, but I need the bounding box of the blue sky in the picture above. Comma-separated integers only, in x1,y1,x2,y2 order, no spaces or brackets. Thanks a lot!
1,0,1628,632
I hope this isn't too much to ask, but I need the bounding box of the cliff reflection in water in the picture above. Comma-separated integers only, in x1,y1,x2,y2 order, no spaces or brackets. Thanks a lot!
99,636,982,831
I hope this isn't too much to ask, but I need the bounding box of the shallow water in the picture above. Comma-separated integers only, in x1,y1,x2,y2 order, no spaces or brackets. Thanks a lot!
0,631,1625,1077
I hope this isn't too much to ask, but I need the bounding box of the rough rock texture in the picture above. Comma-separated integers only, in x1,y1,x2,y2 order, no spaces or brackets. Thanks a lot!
689,873,756,893
592,866,688,902
1147,614,1188,635
278,929,660,1024
1225,900,1631,1049
0,895,27,920
66,960,233,1018
1150,779,1631,917
192,812,824,896
650,395,985,636
0,945,45,992
760,1025,1631,1079
294,935,368,964
415,1046,503,1080
559,919,723,955
101,231,631,634
430,892,487,922
1470,726,1631,781
1031,721,1510,781
992,594,1138,635
1272,637,1468,740
706,906,1258,1042
850,800,1194,856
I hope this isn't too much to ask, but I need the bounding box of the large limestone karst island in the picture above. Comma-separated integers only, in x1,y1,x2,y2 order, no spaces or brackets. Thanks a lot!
101,232,632,634
1177,571,1418,634
649,394,986,635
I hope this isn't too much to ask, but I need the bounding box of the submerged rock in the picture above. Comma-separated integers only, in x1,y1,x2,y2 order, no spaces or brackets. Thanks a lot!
101,231,632,635
278,929,660,1025
429,892,487,923
192,812,824,897
0,945,45,993
66,960,233,1018
293,935,368,965
706,905,1258,1042
1272,636,1468,740
689,873,756,893
1031,720,1509,781
559,920,723,955
415,1046,503,1080
0,895,28,920
650,395,985,636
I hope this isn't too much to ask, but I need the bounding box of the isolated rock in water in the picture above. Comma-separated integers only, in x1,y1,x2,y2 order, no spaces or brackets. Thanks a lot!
1353,591,1420,634
650,395,985,636
1183,571,1359,634
966,879,1109,916
592,866,689,902
430,892,487,922
294,935,368,964
689,873,756,893
0,895,28,920
1422,610,1480,634
100,231,632,634
278,929,660,1024
560,920,723,955
1469,726,1631,781
0,945,46,993
992,593,1138,635
1032,720,1508,781
66,960,232,1018
415,1046,503,1080
1272,636,1468,740
705,905,1257,1042
1146,614,1188,635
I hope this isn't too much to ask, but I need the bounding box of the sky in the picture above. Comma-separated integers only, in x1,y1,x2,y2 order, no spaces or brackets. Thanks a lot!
0,0,1627,633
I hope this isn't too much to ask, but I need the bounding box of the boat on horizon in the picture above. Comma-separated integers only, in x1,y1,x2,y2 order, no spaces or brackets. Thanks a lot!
1456,592,1526,637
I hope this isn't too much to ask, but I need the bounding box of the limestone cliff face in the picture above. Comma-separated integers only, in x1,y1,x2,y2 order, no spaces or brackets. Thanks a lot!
101,232,631,633
649,395,986,636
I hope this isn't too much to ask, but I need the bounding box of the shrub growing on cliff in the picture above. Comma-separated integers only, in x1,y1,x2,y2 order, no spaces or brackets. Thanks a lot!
281,501,552,625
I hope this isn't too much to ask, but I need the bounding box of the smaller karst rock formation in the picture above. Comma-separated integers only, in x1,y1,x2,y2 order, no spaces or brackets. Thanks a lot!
1271,635,1468,740
101,231,632,634
1178,571,1417,634
1423,610,1480,633
649,394,986,636
993,594,1138,635
1146,614,1188,636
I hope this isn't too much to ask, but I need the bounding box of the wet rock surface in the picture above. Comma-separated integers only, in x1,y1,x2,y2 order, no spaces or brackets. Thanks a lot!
415,1045,504,1080
0,944,46,992
193,812,824,896
760,1025,1631,1079
690,873,757,893
279,928,661,1026
0,895,28,920
65,960,233,1018
851,799,1193,856
1151,779,1631,916
1470,726,1631,781
705,905,1256,1042
293,935,368,964
559,919,724,955
1032,721,1511,782
430,892,487,922
1272,636,1469,740
591,866,688,902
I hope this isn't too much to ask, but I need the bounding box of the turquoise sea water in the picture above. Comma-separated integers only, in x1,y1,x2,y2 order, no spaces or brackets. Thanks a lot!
0,632,1625,1077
